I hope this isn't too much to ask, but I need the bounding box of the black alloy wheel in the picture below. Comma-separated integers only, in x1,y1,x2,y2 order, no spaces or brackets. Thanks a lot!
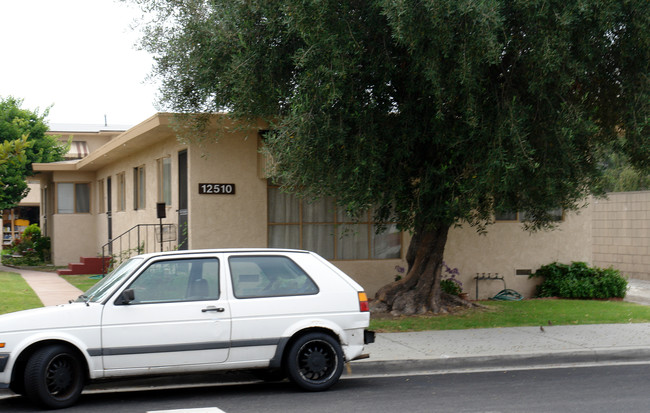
24,344,85,409
286,332,344,391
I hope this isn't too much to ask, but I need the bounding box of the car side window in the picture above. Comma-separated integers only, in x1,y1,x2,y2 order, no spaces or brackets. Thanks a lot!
127,258,220,304
229,255,319,299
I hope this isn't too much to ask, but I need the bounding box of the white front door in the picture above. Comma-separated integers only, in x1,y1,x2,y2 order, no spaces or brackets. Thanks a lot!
100,257,230,371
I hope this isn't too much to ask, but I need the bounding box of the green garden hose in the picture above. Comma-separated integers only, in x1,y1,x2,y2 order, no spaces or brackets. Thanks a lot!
490,289,524,301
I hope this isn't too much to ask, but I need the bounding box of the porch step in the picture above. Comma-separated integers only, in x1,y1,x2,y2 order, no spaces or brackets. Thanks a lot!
57,257,110,275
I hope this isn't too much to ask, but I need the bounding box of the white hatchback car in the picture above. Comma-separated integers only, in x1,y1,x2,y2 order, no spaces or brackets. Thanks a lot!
0,249,374,409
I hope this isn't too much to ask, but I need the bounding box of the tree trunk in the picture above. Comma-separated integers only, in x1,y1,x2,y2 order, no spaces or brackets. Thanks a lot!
374,224,450,315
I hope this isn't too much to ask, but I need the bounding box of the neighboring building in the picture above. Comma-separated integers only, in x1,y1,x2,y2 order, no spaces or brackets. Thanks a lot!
31,113,648,298
1,180,40,249
2,123,130,250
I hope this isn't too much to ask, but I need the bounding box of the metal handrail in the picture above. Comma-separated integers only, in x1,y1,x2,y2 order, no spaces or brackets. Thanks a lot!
101,224,176,275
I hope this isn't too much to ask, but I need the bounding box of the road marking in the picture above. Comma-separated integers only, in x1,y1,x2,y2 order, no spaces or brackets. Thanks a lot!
148,408,226,413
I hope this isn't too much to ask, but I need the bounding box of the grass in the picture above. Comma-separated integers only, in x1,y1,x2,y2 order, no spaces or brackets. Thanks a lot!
370,299,650,332
0,272,44,314
60,274,103,292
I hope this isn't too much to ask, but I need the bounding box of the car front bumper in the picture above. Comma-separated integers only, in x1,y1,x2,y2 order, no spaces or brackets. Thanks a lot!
0,354,8,373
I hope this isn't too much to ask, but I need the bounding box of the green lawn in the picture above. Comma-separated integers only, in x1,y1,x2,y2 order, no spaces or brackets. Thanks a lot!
370,299,650,332
0,272,43,314
60,274,103,292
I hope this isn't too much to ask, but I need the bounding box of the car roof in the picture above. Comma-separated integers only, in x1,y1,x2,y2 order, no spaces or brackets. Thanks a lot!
131,248,312,260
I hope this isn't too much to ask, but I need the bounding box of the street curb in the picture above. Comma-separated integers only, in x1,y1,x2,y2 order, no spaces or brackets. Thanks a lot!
348,348,650,376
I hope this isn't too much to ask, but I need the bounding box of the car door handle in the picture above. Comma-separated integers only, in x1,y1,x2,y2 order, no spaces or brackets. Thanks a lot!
202,306,225,313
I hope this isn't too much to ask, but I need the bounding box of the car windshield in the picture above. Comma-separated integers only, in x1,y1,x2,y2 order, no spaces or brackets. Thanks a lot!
77,258,144,303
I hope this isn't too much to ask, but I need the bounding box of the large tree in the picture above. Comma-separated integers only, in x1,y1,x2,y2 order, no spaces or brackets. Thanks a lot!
0,97,67,210
131,0,649,314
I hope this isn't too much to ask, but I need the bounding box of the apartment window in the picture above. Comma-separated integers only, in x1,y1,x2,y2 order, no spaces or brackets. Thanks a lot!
117,172,126,211
98,179,105,214
268,186,401,260
57,183,90,214
157,156,172,205
134,166,146,210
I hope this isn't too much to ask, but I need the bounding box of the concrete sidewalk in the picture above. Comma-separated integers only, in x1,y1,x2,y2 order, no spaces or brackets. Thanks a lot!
353,322,650,376
3,264,650,379
1,264,83,306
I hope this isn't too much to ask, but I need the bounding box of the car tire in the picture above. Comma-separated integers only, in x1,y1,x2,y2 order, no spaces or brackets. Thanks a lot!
23,344,85,409
285,332,344,391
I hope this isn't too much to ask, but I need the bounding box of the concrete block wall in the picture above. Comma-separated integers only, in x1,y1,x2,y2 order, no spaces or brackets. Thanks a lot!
592,191,650,280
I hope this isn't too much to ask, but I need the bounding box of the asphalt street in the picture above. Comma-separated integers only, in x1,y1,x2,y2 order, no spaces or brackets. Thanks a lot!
2,364,650,412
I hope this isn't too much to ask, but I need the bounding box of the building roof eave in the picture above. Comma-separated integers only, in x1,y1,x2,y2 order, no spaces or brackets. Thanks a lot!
32,160,82,172
33,113,267,173
34,113,176,172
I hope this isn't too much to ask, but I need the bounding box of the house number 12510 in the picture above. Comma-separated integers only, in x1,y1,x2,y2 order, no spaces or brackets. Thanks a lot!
198,183,236,194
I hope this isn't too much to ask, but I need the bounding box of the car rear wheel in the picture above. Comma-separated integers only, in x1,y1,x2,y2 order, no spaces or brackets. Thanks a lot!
23,344,85,409
286,332,344,391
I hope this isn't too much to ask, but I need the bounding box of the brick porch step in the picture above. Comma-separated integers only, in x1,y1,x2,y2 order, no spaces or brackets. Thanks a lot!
57,257,110,275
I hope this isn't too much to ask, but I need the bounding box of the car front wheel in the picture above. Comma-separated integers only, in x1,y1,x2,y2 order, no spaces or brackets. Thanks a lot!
286,332,344,391
23,344,85,409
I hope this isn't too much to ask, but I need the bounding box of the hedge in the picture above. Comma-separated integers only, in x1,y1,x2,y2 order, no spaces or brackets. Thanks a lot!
530,262,627,299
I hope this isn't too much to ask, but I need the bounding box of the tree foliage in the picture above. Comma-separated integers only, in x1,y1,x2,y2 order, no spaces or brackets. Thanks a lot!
0,136,30,168
131,0,649,313
600,151,650,192
0,97,68,209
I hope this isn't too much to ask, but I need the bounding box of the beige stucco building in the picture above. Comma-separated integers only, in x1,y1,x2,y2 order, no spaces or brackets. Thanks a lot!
30,113,647,299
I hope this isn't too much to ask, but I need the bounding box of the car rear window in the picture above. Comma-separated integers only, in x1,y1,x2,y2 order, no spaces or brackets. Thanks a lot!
229,255,319,298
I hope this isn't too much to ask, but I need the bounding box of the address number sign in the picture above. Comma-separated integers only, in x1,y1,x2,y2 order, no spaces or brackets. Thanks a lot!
198,183,236,194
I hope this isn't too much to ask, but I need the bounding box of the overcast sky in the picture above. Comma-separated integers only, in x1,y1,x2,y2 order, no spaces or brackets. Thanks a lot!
0,0,159,127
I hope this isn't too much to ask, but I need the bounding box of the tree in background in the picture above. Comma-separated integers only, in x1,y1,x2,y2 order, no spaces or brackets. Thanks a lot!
131,0,649,314
600,151,650,192
0,97,68,210
0,136,31,196
0,136,30,169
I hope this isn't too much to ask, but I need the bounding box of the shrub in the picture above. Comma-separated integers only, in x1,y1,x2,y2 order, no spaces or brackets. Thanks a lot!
1,255,43,266
441,279,463,296
441,262,463,296
1,224,51,264
531,262,627,299
22,224,41,241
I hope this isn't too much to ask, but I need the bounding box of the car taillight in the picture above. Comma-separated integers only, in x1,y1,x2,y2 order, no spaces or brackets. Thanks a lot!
358,292,369,312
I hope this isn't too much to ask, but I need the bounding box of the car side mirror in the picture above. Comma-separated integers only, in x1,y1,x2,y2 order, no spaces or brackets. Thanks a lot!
116,289,135,305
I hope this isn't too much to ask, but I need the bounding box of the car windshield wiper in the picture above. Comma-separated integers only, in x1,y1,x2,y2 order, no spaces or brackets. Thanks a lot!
84,294,96,306
75,294,92,306
70,294,88,304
